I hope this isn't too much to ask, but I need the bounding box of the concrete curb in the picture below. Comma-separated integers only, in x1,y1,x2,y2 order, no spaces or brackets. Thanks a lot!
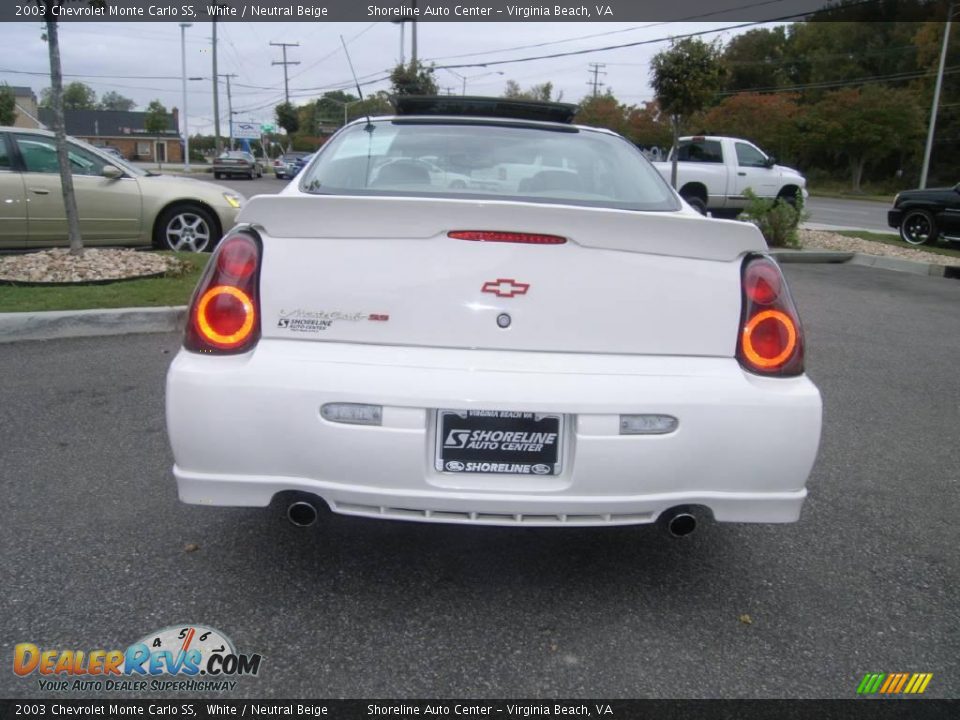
848,253,956,278
771,249,855,264
0,306,187,344
772,249,959,279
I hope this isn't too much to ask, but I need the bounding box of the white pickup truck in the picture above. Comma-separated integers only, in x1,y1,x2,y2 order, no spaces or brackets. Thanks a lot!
652,136,807,215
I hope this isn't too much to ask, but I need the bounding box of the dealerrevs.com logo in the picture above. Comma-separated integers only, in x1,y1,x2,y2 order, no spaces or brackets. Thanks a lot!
13,625,263,692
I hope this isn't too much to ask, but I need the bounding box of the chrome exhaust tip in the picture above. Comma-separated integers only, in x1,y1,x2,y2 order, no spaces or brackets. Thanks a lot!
287,501,319,528
666,512,697,538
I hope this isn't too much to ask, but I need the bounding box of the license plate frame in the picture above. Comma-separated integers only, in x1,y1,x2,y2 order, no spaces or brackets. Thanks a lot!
434,410,564,476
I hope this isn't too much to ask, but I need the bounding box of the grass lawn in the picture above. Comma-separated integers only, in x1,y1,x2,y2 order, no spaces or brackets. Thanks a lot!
837,231,960,260
0,252,209,313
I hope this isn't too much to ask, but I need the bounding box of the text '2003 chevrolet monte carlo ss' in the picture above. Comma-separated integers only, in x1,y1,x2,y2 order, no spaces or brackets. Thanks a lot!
165,96,822,536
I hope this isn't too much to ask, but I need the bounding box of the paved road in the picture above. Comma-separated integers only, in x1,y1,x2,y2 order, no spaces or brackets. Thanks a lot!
212,176,897,235
805,196,893,234
1,264,957,699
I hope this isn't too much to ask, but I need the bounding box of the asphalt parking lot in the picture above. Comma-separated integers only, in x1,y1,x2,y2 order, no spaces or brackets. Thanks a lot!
0,263,957,699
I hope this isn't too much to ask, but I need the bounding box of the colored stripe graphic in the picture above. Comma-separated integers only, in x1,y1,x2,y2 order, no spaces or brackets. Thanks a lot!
907,673,933,694
893,673,909,693
857,673,885,694
857,673,932,694
879,674,898,693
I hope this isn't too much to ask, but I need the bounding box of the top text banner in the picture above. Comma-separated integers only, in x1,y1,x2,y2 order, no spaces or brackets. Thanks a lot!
3,0,889,23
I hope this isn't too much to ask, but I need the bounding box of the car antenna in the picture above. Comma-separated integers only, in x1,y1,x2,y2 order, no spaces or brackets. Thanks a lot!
340,35,373,132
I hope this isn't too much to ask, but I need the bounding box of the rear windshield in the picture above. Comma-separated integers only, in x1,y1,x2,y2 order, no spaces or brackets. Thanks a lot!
673,139,723,163
299,120,680,212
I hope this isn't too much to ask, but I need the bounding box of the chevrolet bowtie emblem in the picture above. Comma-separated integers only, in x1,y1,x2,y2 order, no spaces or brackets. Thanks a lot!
481,278,530,298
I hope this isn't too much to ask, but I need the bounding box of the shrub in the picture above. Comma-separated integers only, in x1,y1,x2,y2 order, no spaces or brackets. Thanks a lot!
737,188,808,248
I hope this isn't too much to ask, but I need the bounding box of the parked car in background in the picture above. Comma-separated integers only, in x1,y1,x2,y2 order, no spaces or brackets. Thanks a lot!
652,136,807,215
292,152,315,177
167,97,822,535
888,183,960,245
98,146,124,160
0,126,244,252
274,151,311,180
213,151,263,180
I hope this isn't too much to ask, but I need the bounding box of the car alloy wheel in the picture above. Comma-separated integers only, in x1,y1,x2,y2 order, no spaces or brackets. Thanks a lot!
899,209,938,246
163,208,214,252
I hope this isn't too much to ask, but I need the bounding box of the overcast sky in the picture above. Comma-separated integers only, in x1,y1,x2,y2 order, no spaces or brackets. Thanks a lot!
0,20,783,135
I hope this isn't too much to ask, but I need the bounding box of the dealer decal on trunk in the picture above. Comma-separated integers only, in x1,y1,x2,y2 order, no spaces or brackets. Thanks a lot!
277,309,390,333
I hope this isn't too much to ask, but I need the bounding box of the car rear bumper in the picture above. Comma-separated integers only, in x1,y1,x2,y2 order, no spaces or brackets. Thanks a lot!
888,209,902,229
213,165,254,174
166,341,822,527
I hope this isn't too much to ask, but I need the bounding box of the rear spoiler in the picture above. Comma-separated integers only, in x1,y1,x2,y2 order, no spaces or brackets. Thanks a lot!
239,195,766,262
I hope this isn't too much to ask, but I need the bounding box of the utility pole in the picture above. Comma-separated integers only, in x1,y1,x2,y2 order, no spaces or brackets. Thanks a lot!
411,0,418,65
179,22,192,172
587,63,607,97
270,42,300,104
920,2,954,189
219,73,238,149
212,20,221,154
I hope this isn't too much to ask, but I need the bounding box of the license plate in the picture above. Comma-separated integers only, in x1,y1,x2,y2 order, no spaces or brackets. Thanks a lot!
435,410,563,475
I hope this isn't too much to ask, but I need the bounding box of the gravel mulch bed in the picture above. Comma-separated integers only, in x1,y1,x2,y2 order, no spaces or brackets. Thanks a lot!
0,248,189,284
798,229,959,267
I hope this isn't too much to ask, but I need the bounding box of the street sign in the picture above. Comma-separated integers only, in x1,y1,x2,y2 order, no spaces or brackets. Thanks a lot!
260,123,276,133
234,121,261,140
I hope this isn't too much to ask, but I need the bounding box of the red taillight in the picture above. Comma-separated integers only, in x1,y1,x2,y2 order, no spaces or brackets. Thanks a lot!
184,231,261,354
448,230,566,245
736,255,804,376
217,236,258,279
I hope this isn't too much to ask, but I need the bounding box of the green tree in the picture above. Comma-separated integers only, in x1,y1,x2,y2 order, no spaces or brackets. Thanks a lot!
502,80,559,101
0,84,15,125
804,86,923,192
351,91,393,121
650,37,725,188
275,102,300,149
40,81,97,110
313,90,357,126
98,91,135,111
390,61,438,96
625,100,673,150
703,93,801,164
574,91,628,135
144,99,169,170
721,27,790,93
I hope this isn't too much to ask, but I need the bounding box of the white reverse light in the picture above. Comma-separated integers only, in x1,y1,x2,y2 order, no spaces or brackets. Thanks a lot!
619,414,678,435
321,403,383,426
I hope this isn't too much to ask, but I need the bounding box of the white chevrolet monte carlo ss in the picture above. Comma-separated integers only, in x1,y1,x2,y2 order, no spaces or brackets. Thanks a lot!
165,96,822,536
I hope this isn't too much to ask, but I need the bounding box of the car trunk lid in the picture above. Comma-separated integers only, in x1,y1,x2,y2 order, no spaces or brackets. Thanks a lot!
242,195,765,357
